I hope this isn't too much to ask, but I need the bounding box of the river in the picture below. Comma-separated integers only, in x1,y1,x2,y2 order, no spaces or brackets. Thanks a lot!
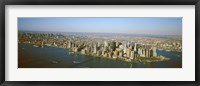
18,43,182,68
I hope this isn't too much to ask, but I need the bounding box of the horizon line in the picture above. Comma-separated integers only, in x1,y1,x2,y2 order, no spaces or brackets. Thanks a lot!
18,30,182,36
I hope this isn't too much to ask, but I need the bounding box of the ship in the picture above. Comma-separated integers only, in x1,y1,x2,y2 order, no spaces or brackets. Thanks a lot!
73,61,80,64
33,45,39,47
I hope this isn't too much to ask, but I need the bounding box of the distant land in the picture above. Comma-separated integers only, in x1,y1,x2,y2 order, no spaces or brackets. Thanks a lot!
18,30,182,39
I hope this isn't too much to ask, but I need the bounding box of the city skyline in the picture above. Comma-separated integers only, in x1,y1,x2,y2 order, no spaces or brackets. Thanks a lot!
18,31,182,68
18,17,182,35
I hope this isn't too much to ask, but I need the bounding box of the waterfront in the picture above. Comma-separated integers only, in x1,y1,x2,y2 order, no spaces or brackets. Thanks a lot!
18,18,182,68
18,43,182,68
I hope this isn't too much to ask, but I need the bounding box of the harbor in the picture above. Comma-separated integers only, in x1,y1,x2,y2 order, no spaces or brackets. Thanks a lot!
18,43,182,68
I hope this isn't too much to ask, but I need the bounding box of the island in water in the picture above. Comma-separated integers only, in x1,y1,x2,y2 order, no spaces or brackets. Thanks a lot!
18,17,182,68
18,32,182,65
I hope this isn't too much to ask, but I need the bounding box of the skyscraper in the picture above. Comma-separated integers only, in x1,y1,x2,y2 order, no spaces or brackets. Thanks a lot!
150,49,153,58
116,41,119,48
114,50,119,58
140,48,145,57
97,42,101,47
134,43,137,51
104,41,109,47
97,50,102,56
145,49,149,57
138,48,142,56
126,48,131,58
119,50,123,58
81,49,86,54
93,44,97,54
130,51,135,60
134,51,138,60
123,43,127,54
68,41,71,48
108,52,112,58
153,47,157,57
111,41,116,51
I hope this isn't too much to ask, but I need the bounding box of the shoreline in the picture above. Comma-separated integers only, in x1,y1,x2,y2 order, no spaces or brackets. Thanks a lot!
19,43,170,64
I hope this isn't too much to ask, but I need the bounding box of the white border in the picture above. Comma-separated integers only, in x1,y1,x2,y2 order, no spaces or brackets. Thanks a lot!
5,5,195,81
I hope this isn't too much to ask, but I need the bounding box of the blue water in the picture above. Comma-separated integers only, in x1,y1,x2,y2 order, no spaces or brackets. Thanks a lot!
18,43,182,68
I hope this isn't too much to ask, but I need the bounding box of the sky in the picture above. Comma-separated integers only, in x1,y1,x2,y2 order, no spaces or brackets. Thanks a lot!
18,17,182,35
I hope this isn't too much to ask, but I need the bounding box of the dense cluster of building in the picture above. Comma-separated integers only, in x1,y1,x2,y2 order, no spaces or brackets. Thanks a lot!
18,32,175,62
66,40,157,61
132,37,182,52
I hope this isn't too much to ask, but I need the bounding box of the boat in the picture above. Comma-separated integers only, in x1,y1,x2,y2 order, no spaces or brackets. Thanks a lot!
73,61,80,64
45,44,51,46
69,52,75,54
52,61,58,64
33,45,39,47
139,59,142,62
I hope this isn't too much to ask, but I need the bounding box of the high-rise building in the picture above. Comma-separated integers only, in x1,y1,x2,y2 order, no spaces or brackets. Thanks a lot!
150,49,153,58
102,50,106,56
127,41,131,47
111,41,116,51
140,48,145,57
119,50,123,58
104,52,108,57
97,50,102,56
134,51,138,60
123,47,126,55
85,46,89,54
72,43,75,48
138,48,142,56
114,50,119,58
153,47,157,57
74,47,78,52
134,43,137,51
53,42,57,46
130,51,134,60
108,52,112,58
116,41,119,48
123,43,127,54
104,41,109,47
148,49,151,57
145,49,149,57
93,45,97,54
119,45,123,50
42,41,44,48
81,49,86,54
126,48,131,58
97,42,101,47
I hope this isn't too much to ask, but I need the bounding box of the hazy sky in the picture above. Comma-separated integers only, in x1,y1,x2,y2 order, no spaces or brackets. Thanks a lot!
18,17,182,35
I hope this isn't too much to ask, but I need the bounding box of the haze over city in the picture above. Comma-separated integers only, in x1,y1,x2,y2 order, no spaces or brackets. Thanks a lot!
18,17,182,35
18,17,182,68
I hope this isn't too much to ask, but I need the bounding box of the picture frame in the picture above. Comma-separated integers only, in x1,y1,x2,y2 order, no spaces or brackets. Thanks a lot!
0,0,199,86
